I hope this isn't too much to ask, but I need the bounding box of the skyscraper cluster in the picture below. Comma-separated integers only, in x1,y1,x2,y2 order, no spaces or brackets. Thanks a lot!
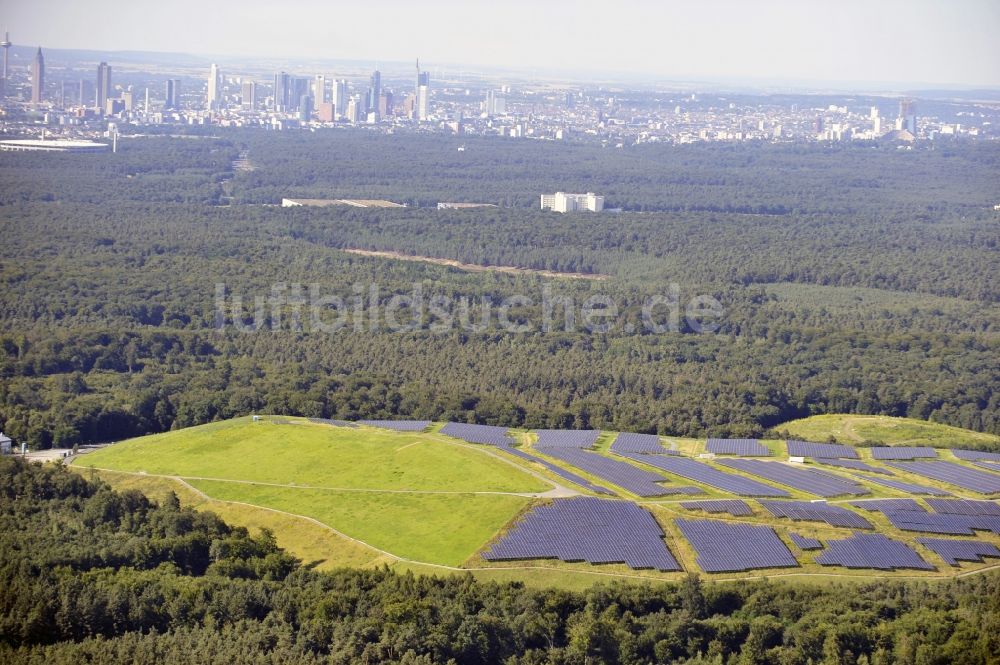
235,62,428,123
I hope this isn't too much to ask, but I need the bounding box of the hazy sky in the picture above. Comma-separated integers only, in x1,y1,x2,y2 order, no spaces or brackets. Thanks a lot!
5,0,1000,87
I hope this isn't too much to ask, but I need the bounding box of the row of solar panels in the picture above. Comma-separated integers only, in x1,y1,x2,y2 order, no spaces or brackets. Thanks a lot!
360,420,997,461
351,421,1000,496
482,497,1000,573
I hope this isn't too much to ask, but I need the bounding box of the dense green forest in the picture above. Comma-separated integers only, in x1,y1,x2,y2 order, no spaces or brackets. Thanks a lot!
2,456,999,664
1,131,998,446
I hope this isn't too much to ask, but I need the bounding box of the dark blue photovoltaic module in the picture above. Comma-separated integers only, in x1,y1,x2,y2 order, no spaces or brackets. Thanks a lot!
483,497,681,571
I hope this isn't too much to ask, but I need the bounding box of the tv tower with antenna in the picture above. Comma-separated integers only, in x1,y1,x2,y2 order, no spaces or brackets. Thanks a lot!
1,29,11,98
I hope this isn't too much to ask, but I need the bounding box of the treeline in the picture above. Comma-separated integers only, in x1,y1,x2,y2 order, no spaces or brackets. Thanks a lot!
2,457,999,664
2,325,997,448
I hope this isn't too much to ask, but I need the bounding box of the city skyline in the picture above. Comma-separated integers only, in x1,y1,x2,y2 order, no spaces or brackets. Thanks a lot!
4,0,1000,89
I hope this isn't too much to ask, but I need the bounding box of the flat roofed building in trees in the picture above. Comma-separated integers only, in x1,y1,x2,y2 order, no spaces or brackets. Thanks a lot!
0,432,11,455
541,192,605,213
0,139,109,153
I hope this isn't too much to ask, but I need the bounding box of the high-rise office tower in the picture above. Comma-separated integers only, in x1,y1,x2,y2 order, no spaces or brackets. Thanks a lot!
333,79,347,116
378,91,393,118
415,59,430,120
241,80,257,109
272,72,289,111
165,79,181,110
1,31,10,98
898,99,916,134
30,47,44,104
485,89,506,116
367,69,380,112
290,77,308,111
312,74,325,105
96,61,112,112
122,87,134,112
417,82,429,120
298,94,312,121
207,63,222,110
346,95,359,123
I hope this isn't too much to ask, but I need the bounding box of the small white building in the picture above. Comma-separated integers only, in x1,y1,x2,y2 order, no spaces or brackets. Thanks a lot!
0,432,12,455
540,192,604,213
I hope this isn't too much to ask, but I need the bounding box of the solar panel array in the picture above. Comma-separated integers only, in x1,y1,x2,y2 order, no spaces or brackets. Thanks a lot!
917,538,1000,566
542,447,703,496
924,499,1000,516
483,497,681,571
952,449,1000,463
705,438,771,456
504,448,614,495
815,533,933,570
855,474,953,496
610,432,673,455
675,519,799,572
973,461,1000,474
851,500,1000,536
813,458,894,475
621,455,790,497
717,459,870,497
852,498,925,512
786,440,859,459
358,420,432,431
679,499,753,517
871,446,938,460
439,422,514,447
790,533,823,550
534,429,601,448
888,461,1000,494
759,500,873,529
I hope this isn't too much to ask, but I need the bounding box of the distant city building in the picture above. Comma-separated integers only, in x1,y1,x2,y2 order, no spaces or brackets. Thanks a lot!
241,80,257,109
367,68,380,112
378,91,393,117
298,94,312,121
96,61,112,112
31,47,44,104
899,99,917,134
164,78,181,110
207,63,222,110
273,71,290,111
333,79,347,116
122,87,134,112
105,98,124,115
317,101,335,122
290,77,309,111
313,74,326,105
485,89,506,116
540,192,605,213
346,95,360,123
415,59,430,120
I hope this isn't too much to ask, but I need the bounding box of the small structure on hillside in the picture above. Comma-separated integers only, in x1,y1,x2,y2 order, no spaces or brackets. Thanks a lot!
0,432,12,455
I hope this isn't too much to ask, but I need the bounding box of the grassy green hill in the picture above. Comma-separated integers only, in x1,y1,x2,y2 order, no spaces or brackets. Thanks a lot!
779,414,1000,450
80,416,548,493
